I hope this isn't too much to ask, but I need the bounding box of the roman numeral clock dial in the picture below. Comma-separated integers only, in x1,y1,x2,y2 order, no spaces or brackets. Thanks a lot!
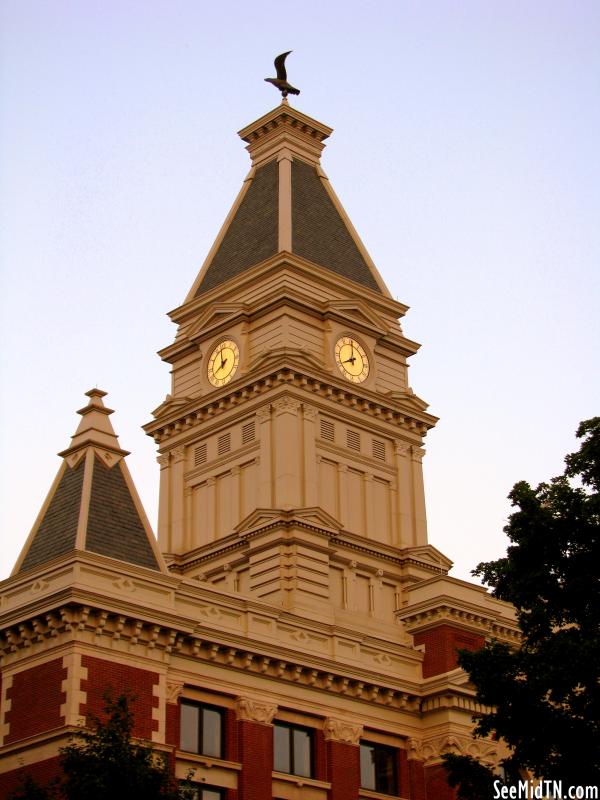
207,339,240,387
334,336,370,383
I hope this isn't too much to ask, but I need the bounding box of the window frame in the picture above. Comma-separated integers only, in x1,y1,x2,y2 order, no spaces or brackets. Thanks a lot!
359,739,398,795
273,720,314,779
179,700,225,759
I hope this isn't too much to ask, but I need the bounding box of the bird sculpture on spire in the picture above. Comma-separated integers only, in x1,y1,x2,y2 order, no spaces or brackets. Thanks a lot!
264,51,300,98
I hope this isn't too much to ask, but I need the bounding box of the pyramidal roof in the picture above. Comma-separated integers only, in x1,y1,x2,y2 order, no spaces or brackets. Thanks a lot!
13,389,165,575
186,100,390,300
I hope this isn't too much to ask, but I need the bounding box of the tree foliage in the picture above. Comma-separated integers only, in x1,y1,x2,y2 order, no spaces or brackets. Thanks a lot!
444,418,600,793
10,693,194,800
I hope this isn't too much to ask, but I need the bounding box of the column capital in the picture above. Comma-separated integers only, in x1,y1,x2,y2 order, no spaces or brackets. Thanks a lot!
171,446,186,463
157,453,170,468
256,405,272,423
302,404,318,421
272,396,301,415
323,717,363,745
235,696,277,725
166,681,184,704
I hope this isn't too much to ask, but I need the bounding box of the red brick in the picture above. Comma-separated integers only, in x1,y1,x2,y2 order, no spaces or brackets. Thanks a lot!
236,719,272,800
0,756,61,800
5,660,66,743
80,655,158,740
425,762,457,799
408,758,427,800
413,625,484,678
326,739,360,800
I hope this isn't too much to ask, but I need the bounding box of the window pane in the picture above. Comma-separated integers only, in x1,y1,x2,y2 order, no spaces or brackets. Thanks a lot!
373,746,396,793
181,703,199,753
360,743,376,790
292,728,312,777
360,741,397,794
273,724,291,773
202,707,223,758
200,790,223,800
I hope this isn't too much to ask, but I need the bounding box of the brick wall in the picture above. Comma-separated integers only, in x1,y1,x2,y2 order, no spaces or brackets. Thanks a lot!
425,762,457,799
5,659,66,743
326,739,360,800
0,756,61,799
413,625,484,678
80,655,158,739
236,719,272,800
408,758,427,800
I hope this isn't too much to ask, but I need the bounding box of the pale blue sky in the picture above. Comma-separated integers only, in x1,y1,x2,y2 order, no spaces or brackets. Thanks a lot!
1,1,599,581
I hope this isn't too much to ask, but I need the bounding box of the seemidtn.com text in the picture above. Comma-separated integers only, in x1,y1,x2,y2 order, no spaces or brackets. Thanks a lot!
493,781,599,799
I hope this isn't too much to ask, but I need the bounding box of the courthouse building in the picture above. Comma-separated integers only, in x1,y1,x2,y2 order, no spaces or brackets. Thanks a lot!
0,99,517,799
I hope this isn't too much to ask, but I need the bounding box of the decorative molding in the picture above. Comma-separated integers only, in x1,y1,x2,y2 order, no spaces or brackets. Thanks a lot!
171,447,186,463
272,396,300,414
235,696,277,725
302,404,318,421
410,446,426,462
166,681,184,704
255,406,272,422
394,442,410,457
323,718,362,745
0,603,424,714
144,368,435,445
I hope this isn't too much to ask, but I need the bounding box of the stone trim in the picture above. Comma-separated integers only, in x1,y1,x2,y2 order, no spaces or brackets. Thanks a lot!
323,718,362,745
145,370,435,444
235,696,277,725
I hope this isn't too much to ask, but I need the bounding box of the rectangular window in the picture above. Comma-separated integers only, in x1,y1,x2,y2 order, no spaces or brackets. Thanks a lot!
180,702,224,759
360,740,397,794
188,788,224,800
273,722,313,778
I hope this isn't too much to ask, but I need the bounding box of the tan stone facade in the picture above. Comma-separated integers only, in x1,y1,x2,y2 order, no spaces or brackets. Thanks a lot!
0,100,517,799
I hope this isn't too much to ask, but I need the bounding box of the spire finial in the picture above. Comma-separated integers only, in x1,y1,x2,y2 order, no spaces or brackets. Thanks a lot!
264,51,300,99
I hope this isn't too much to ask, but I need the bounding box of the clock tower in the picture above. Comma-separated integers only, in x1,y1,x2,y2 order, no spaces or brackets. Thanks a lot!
145,100,443,624
1,96,519,800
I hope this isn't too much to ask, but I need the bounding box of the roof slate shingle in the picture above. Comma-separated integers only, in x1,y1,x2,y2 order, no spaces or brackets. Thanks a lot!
291,159,380,292
86,457,159,570
195,159,278,296
19,461,84,572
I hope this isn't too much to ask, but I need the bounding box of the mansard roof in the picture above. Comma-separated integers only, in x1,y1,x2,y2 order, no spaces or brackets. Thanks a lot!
188,101,388,299
13,389,165,575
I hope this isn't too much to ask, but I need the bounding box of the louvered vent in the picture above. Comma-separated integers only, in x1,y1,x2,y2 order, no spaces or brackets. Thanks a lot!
347,430,360,451
320,419,335,442
242,421,255,444
218,432,231,456
372,439,386,461
194,443,208,467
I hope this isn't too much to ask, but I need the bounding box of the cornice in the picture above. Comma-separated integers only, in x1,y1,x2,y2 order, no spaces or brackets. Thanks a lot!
167,252,408,329
144,371,437,445
397,596,520,642
0,601,426,714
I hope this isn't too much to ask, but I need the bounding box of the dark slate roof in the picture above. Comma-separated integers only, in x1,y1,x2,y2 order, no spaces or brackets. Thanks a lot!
193,156,381,297
291,159,381,293
19,460,85,572
195,159,278,296
86,457,159,570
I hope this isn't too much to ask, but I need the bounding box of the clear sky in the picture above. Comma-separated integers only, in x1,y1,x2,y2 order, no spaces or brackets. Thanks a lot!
1,1,599,582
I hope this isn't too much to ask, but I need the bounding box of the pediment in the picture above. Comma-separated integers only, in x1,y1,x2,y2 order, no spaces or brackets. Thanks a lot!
402,544,453,571
186,303,245,342
151,394,192,420
387,389,431,412
249,346,325,374
324,299,387,332
235,506,343,537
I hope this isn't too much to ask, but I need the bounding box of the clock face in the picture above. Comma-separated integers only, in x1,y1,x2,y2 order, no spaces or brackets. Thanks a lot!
334,336,369,383
207,339,240,387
